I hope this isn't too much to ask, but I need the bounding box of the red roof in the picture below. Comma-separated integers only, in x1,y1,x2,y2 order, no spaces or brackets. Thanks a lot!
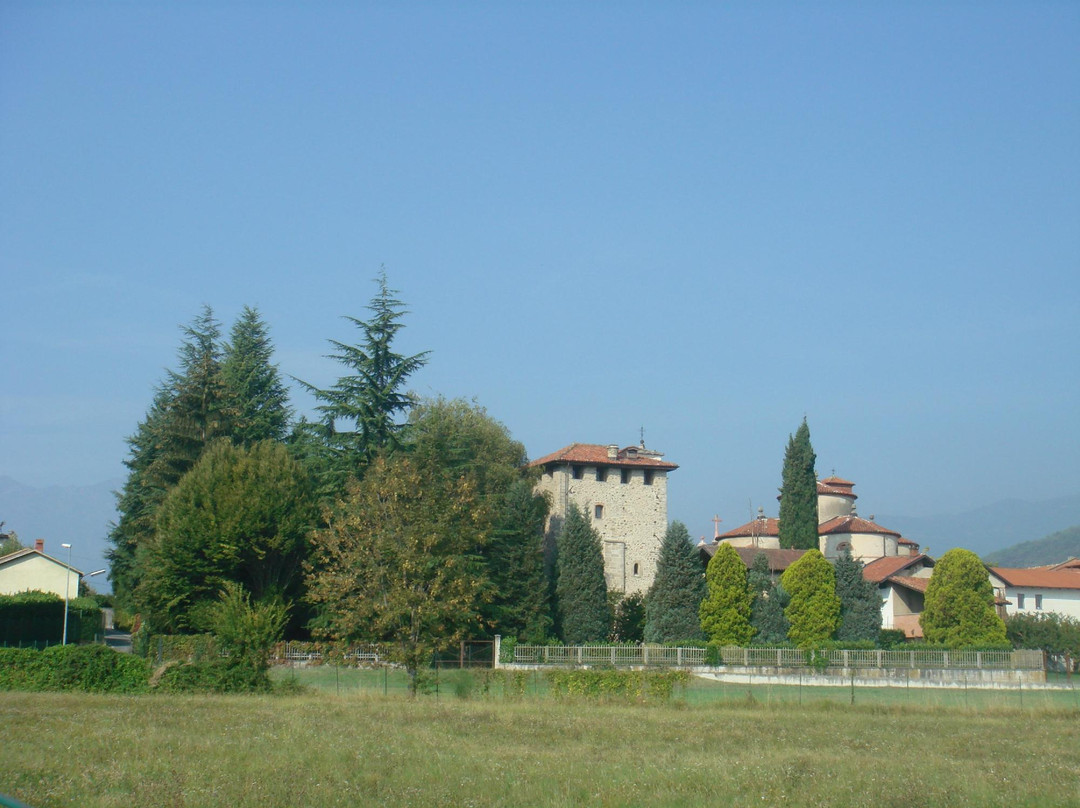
887,575,929,594
699,544,807,573
863,554,933,583
990,567,1080,591
1049,558,1080,572
897,536,919,547
819,515,900,537
821,475,855,486
718,517,780,540
529,443,678,470
817,477,858,498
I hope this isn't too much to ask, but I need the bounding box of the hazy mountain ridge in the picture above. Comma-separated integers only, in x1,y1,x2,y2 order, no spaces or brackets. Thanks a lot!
0,476,120,590
983,525,1080,568
878,493,1080,559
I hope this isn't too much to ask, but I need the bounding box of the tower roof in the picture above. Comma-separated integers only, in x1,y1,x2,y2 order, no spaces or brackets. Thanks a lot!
818,514,900,537
529,443,678,470
817,477,857,498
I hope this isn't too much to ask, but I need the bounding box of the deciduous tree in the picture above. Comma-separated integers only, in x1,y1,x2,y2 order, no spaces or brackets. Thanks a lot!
781,549,840,648
644,522,705,643
778,418,818,550
921,548,1007,647
699,542,754,646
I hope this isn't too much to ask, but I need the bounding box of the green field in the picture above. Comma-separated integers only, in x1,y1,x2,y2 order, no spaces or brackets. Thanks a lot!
4,674,1080,807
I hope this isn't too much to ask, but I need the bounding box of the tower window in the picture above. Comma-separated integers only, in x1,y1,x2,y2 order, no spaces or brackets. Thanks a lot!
594,504,604,519
596,467,608,482
620,469,631,484
572,465,584,480
633,563,640,576
643,470,654,486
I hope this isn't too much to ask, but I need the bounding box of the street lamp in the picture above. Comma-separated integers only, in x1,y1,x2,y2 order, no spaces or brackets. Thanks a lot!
61,543,72,645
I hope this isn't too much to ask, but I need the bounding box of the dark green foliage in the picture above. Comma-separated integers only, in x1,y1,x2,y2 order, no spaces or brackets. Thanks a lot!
221,306,292,445
545,669,689,702
484,479,553,642
778,418,818,550
612,592,646,642
135,440,317,633
0,645,148,693
877,628,907,649
555,506,610,644
699,543,754,645
297,271,430,490
833,550,882,643
644,522,706,643
984,525,1080,567
0,592,102,645
1005,612,1080,657
747,552,791,644
921,548,1007,648
154,658,272,694
781,549,840,648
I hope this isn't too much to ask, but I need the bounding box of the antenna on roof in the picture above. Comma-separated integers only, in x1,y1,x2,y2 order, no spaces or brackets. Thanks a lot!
639,426,645,448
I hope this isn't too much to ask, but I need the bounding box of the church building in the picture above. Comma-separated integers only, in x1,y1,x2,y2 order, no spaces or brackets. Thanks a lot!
530,442,678,596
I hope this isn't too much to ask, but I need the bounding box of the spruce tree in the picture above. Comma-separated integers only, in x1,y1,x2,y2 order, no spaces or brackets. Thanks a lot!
612,592,646,642
781,549,840,648
297,271,429,490
699,542,755,646
747,551,790,644
834,549,883,643
921,548,1007,647
221,306,292,445
778,417,819,550
644,521,706,643
555,505,610,644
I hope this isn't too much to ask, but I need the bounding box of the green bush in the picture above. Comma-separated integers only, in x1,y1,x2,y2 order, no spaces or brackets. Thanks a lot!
545,669,689,702
0,645,148,692
0,591,102,645
877,629,907,649
154,658,272,694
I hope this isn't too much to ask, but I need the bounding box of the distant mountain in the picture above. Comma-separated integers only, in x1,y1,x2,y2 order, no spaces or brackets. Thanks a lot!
983,525,1080,568
877,493,1080,559
0,476,120,592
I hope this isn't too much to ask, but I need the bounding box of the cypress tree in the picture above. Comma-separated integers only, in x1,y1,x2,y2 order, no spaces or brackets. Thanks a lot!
699,542,755,646
221,306,292,445
644,521,706,643
778,417,818,550
747,551,790,644
834,549,883,643
555,505,610,644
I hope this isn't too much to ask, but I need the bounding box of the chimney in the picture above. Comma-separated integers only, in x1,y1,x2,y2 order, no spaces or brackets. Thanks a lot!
607,444,618,460
34,539,44,552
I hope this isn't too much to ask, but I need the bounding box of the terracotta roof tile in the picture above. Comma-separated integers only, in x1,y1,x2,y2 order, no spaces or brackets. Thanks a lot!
990,567,1080,590
897,537,919,546
819,515,900,537
718,517,780,539
887,575,929,594
699,544,806,572
820,475,856,487
529,443,678,470
817,478,858,498
863,554,933,583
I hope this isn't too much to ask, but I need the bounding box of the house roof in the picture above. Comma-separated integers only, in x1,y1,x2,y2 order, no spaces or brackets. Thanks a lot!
819,515,900,537
864,554,933,584
989,567,1080,591
887,575,929,594
1048,558,1080,572
718,517,780,540
529,443,678,470
0,547,82,575
897,537,919,547
699,543,807,573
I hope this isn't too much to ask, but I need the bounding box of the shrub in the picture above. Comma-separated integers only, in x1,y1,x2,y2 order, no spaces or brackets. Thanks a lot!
0,645,148,693
545,669,689,703
154,658,272,694
877,629,907,649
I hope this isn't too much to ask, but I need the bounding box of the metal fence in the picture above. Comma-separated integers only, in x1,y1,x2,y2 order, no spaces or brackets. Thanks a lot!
512,644,1044,671
271,641,384,665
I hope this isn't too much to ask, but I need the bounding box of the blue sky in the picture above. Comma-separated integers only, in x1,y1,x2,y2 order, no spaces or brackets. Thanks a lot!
2,2,1078,547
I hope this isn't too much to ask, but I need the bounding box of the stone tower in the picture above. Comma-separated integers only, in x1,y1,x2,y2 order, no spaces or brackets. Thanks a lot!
530,442,678,596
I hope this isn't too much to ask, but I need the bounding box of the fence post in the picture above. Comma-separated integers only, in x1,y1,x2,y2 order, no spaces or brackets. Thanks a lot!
977,651,982,670
611,647,616,666
493,635,501,669
576,646,582,665
677,647,682,666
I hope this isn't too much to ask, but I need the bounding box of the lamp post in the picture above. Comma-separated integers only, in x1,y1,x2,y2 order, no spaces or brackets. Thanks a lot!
61,543,72,645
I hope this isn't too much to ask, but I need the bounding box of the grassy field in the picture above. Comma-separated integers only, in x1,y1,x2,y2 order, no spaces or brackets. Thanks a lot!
3,679,1080,807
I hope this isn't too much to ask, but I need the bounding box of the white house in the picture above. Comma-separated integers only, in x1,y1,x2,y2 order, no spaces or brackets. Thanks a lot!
988,566,1080,621
0,539,83,600
863,554,935,638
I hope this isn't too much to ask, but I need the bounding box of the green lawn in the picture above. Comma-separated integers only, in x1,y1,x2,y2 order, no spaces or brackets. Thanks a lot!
4,681,1079,807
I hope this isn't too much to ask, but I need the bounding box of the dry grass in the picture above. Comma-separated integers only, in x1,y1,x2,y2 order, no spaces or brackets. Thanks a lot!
3,688,1080,807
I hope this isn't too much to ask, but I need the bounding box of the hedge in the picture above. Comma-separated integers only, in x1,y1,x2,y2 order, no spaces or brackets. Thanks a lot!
0,591,102,646
0,645,148,693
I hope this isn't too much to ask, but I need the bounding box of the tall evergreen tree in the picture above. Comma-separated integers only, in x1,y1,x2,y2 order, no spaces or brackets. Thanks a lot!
833,549,883,643
781,549,840,648
222,306,292,445
297,271,429,491
747,551,790,644
778,417,818,550
921,548,1007,647
612,592,646,642
644,521,706,643
699,542,755,646
555,505,610,644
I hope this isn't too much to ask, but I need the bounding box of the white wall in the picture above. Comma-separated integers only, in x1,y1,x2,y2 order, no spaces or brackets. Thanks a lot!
0,554,77,599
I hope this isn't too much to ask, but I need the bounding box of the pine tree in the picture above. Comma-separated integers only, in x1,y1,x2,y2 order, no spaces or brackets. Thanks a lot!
555,505,610,644
778,417,818,550
644,521,706,643
781,549,840,648
699,542,754,646
747,551,790,644
834,549,883,643
297,271,429,490
921,548,1007,647
221,306,292,445
612,592,646,642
